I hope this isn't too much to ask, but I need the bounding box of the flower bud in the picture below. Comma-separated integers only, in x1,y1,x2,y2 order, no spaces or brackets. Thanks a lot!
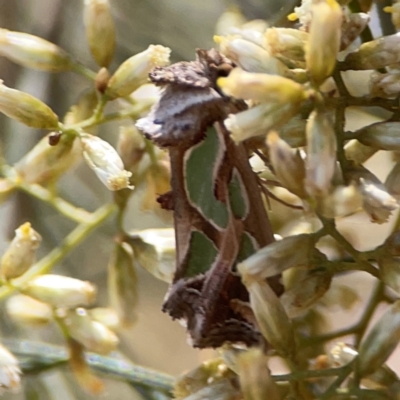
237,349,280,400
22,274,96,308
343,33,400,70
370,71,400,99
378,255,400,295
141,162,171,217
354,172,398,223
305,0,342,85
357,300,400,377
117,125,146,174
238,234,314,281
264,27,308,64
345,139,377,164
384,4,400,30
0,81,59,129
128,228,175,283
0,344,21,392
305,109,337,195
225,102,300,143
218,67,306,104
106,45,171,99
279,116,307,147
0,222,41,280
215,6,247,36
89,307,120,331
63,308,118,354
267,131,306,198
6,294,52,325
318,184,363,219
95,67,110,94
80,133,133,191
244,280,296,357
281,270,332,318
215,35,287,74
108,242,138,326
15,133,80,184
0,29,73,72
84,0,115,68
355,121,400,151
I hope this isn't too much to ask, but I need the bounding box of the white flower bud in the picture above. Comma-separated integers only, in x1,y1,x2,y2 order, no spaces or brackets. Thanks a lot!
224,102,300,143
305,109,337,195
267,131,306,198
218,68,306,104
129,228,175,283
305,0,342,85
238,234,314,281
63,308,118,354
6,294,52,325
22,274,96,308
215,7,247,36
0,81,59,129
370,72,400,99
80,133,133,191
0,222,41,280
15,133,81,185
84,0,115,68
0,344,20,392
355,121,400,151
0,29,72,72
343,33,400,70
215,35,287,74
106,45,170,99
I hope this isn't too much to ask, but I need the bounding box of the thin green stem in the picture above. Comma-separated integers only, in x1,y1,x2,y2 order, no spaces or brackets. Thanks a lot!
319,363,353,400
71,63,98,81
0,203,116,300
301,281,383,348
272,364,351,382
4,339,174,393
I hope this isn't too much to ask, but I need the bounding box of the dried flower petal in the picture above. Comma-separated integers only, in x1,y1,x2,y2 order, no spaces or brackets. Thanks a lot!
80,133,133,191
0,222,41,280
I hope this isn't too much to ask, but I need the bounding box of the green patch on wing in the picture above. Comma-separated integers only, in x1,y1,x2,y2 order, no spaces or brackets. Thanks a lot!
228,168,248,219
184,127,229,229
237,232,258,262
185,231,218,277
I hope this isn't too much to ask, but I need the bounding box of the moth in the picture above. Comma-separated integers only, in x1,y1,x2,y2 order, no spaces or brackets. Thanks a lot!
137,49,283,348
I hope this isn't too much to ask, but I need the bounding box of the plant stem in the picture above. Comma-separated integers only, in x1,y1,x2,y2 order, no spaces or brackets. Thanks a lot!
0,203,116,300
71,63,98,81
4,339,174,393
